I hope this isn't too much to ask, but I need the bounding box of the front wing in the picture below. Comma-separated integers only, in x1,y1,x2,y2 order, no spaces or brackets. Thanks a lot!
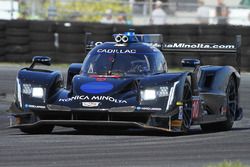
9,106,184,132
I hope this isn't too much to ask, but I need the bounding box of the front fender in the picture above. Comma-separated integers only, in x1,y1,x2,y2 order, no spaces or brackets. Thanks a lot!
199,66,240,93
139,72,190,112
16,68,63,110
199,65,240,115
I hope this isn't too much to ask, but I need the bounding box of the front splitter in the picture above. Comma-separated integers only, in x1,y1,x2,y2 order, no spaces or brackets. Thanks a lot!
9,120,173,132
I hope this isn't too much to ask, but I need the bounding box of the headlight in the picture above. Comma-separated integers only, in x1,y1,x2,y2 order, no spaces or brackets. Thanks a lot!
140,89,156,101
158,86,169,97
21,83,45,99
32,87,44,98
22,84,32,95
140,86,169,101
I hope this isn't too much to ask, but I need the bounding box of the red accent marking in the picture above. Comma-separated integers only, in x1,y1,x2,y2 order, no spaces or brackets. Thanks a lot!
192,99,200,119
96,77,107,81
89,74,121,81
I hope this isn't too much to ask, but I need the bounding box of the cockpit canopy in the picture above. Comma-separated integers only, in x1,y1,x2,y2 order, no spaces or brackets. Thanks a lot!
82,31,167,77
82,42,167,76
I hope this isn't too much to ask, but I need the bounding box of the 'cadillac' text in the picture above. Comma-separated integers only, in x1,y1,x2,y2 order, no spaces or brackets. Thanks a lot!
97,49,136,54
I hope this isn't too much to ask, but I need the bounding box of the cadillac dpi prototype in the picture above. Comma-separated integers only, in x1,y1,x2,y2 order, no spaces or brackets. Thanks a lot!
9,31,243,134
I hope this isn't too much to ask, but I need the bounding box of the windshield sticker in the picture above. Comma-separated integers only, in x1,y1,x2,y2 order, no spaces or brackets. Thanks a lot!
97,49,136,54
25,104,46,109
59,95,127,104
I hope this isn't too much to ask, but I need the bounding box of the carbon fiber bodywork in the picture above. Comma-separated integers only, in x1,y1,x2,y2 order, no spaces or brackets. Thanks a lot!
9,33,242,133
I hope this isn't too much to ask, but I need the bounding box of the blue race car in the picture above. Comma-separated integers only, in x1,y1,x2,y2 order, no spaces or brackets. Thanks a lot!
9,31,243,134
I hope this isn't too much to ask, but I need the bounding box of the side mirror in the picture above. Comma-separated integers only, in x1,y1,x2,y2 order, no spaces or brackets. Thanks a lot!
30,56,51,69
181,59,200,68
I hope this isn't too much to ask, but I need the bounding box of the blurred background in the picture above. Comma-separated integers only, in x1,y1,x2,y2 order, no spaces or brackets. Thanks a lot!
0,0,249,71
0,0,250,25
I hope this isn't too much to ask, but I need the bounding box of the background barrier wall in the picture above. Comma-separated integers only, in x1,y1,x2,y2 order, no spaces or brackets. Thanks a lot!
0,20,249,71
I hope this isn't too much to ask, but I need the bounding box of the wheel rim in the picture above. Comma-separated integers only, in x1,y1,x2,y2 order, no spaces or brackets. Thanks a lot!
182,83,192,130
226,79,237,121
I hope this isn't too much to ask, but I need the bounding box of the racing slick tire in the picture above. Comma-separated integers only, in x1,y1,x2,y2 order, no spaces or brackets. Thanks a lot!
6,36,29,45
29,21,56,33
58,33,85,44
0,39,6,46
20,125,54,134
181,81,192,132
5,28,29,36
200,76,237,132
30,32,55,41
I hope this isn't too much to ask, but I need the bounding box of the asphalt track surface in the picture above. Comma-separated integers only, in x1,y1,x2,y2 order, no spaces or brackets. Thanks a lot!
0,65,250,167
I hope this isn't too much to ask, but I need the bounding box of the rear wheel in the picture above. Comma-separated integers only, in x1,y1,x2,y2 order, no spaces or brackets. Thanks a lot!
200,76,237,132
20,125,54,134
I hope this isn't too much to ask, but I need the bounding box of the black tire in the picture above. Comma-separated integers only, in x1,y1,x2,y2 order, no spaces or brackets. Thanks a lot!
181,81,192,132
0,47,6,56
140,25,169,35
58,33,85,44
200,76,237,132
6,20,29,28
0,22,6,30
113,25,135,33
225,26,250,36
87,28,113,35
57,23,84,33
6,36,29,45
0,31,5,38
31,51,56,57
0,39,6,46
198,25,225,35
168,25,198,35
29,21,56,33
58,43,84,53
5,28,29,36
90,35,113,42
20,125,54,134
54,52,83,63
30,32,55,42
5,54,32,62
30,42,56,51
6,45,30,54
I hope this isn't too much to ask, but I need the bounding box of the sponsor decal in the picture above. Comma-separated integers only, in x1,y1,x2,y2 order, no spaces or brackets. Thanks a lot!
178,106,183,120
80,82,113,94
97,49,136,54
191,96,200,119
25,104,46,109
59,95,127,104
164,43,235,49
82,102,100,107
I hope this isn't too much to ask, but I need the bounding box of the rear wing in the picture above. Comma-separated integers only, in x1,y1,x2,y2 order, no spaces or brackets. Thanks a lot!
84,33,241,73
161,35,241,73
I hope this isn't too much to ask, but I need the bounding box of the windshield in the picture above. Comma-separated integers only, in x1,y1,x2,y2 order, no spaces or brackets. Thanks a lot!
82,53,155,76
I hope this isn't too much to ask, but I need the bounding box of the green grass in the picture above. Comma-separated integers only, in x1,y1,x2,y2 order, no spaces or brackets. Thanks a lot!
206,161,249,167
